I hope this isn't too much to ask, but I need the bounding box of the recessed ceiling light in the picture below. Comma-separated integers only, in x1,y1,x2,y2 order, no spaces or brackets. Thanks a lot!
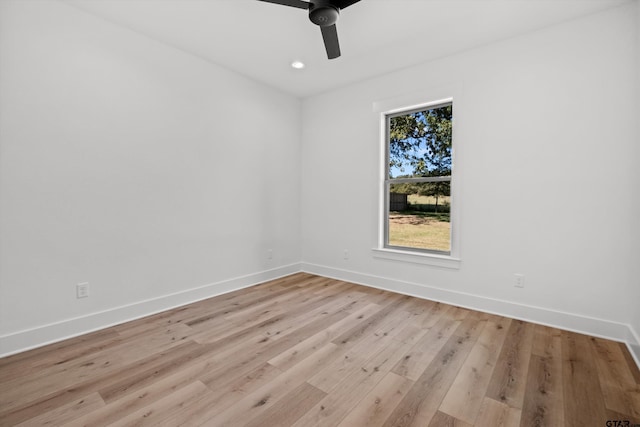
291,60,305,69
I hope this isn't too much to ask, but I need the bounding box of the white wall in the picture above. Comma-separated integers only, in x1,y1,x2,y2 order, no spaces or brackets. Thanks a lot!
0,0,301,354
301,3,639,343
631,0,640,358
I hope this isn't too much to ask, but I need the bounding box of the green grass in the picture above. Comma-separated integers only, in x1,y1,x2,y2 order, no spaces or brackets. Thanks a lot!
407,194,451,206
398,211,450,223
388,212,450,252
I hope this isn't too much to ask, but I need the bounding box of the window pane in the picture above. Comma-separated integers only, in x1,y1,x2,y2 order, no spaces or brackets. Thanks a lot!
388,183,450,253
389,104,452,179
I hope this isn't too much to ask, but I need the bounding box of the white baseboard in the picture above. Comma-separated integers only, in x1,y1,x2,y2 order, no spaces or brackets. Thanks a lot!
0,263,302,358
301,262,640,370
627,326,640,370
4,261,639,372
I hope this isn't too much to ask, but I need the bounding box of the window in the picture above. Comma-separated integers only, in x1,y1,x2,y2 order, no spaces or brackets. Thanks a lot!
383,101,454,255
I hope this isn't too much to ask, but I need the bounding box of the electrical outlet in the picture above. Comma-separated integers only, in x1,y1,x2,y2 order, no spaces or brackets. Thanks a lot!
514,274,525,288
267,249,273,260
77,282,89,298
343,249,349,260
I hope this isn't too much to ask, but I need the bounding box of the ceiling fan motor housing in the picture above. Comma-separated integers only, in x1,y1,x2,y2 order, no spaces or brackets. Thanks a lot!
309,1,339,27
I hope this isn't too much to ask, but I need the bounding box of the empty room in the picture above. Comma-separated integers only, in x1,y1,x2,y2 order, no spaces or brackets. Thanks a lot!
1,0,639,425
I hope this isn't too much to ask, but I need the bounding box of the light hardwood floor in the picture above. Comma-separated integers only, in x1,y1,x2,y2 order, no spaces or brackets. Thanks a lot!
1,273,639,426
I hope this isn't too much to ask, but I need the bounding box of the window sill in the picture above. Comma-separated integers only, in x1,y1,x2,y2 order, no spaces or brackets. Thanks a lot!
371,248,461,269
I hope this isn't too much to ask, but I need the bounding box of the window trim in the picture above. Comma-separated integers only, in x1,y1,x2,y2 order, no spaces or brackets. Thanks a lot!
371,247,461,269
373,92,461,268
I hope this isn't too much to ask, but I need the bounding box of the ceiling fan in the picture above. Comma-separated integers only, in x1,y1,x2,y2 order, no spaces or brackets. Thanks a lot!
257,0,361,60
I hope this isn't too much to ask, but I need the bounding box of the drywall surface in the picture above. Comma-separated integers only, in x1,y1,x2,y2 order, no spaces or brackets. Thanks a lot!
301,3,639,333
0,0,301,349
630,0,640,352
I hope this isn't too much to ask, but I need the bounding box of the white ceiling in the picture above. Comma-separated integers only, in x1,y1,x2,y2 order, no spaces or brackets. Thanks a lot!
62,0,631,98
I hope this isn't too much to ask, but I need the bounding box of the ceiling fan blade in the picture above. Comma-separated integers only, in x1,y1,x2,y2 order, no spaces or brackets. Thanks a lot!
320,24,341,59
257,0,310,10
333,0,360,10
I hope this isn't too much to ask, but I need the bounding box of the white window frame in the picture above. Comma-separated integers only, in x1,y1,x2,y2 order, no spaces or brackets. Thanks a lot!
372,90,461,269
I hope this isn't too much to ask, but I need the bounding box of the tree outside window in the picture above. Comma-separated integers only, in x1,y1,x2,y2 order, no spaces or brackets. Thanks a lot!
385,103,453,253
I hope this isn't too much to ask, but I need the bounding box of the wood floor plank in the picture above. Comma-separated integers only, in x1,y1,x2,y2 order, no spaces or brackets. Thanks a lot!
519,325,564,427
439,317,512,424
330,293,412,347
67,354,272,427
519,354,564,427
106,381,209,427
380,311,487,427
243,382,327,427
0,329,122,383
96,340,216,403
2,273,638,426
336,372,414,427
182,286,296,328
153,362,284,427
428,411,474,427
402,297,437,318
531,324,562,358
124,281,282,331
561,331,609,427
1,343,126,408
220,283,318,325
391,306,469,381
485,319,535,409
306,311,415,393
474,397,521,427
589,337,640,419
418,302,454,330
14,392,105,427
0,339,204,425
619,342,640,385
292,339,413,426
196,286,361,365
390,322,430,347
198,309,351,391
268,303,381,371
193,288,363,347
1,321,194,401
203,343,343,426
